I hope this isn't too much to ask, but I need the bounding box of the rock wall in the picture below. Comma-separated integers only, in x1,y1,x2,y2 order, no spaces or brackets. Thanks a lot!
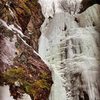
0,0,52,100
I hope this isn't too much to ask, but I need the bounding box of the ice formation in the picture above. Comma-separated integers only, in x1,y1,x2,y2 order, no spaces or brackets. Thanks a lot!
39,0,100,100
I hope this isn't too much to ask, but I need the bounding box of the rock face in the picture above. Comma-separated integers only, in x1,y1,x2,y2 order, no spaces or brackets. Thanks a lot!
80,0,100,13
0,0,52,100
39,0,100,100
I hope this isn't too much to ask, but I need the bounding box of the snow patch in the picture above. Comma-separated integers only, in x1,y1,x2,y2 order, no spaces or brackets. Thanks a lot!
0,85,14,100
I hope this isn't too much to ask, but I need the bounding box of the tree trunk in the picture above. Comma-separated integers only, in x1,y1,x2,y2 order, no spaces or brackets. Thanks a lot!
39,0,100,100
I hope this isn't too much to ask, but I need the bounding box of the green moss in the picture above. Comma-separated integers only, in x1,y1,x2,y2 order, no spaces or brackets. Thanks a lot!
40,72,49,79
15,42,19,48
3,67,34,93
2,67,51,98
3,67,25,83
22,81,36,96
22,3,31,15
33,79,50,90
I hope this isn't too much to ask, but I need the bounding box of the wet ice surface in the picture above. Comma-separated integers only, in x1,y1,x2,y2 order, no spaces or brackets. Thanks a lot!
39,0,82,18
39,0,100,99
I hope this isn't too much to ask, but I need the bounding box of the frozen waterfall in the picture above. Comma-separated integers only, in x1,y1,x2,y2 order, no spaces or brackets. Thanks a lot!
39,0,100,100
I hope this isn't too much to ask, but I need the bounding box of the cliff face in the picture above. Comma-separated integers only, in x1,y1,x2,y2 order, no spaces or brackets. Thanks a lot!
0,0,44,51
0,0,52,100
39,0,100,100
